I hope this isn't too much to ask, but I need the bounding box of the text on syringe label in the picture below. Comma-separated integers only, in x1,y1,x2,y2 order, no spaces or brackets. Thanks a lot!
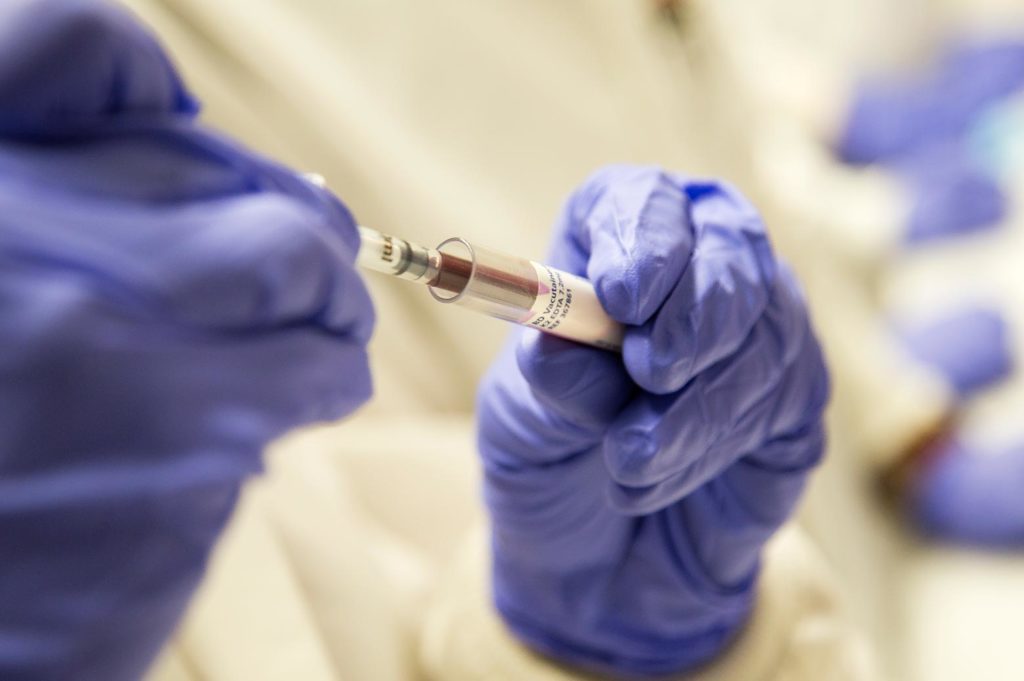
525,262,623,351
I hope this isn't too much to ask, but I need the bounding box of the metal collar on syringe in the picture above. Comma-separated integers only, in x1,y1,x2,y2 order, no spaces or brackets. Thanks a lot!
356,225,440,283
426,236,540,323
428,237,476,304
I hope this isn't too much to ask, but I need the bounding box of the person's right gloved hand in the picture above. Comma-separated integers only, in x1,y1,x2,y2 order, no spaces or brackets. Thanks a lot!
0,2,374,679
478,166,830,677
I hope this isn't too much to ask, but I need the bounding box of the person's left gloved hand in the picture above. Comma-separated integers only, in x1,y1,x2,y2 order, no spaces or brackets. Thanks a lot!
0,2,374,680
477,166,830,676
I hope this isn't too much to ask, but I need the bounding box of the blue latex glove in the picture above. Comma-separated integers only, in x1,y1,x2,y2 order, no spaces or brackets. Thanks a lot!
838,40,1024,165
0,2,374,679
898,143,1007,244
911,438,1024,547
478,166,830,676
894,306,1012,399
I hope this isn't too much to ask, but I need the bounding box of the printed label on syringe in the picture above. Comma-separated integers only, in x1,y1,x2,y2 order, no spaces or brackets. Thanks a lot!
524,262,623,351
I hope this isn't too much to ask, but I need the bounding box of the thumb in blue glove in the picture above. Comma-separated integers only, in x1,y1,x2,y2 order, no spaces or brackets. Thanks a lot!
478,166,829,676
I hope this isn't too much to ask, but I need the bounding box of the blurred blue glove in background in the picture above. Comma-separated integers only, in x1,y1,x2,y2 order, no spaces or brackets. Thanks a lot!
836,40,1019,245
838,40,1024,165
477,166,830,676
911,438,1024,547
894,306,1012,399
0,2,374,679
898,144,1007,244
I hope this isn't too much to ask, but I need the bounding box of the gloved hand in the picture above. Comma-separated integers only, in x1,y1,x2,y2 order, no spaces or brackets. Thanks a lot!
0,2,374,680
910,437,1024,547
894,306,1012,399
898,143,1007,244
478,166,830,676
838,39,1024,165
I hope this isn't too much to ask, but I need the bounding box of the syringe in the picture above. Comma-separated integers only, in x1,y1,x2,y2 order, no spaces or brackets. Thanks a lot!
356,226,624,352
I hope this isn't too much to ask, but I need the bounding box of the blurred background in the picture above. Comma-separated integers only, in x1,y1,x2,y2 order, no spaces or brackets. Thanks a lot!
118,1,1024,679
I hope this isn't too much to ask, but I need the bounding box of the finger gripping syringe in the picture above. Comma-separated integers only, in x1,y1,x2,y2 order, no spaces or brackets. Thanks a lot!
356,226,624,352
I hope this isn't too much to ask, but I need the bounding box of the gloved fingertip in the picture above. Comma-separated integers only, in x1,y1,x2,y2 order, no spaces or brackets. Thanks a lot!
515,330,632,419
590,247,682,327
579,167,695,326
604,426,660,487
593,269,644,325
516,329,597,394
621,329,691,395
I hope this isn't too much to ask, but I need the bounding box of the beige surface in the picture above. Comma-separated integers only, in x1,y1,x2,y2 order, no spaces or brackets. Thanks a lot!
904,546,1024,681
146,413,873,681
146,414,480,681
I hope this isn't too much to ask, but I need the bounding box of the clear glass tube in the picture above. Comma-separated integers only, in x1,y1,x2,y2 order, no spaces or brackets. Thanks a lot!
357,226,623,351
428,238,623,352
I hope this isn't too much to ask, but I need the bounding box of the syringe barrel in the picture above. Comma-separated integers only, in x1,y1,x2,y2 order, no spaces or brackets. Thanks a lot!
429,238,623,352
